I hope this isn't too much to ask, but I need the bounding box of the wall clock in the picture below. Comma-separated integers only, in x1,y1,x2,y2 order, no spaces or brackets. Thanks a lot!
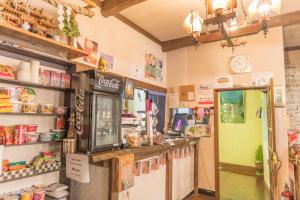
230,55,251,74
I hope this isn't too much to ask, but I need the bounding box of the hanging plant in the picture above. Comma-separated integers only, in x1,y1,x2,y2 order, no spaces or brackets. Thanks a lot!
57,5,80,38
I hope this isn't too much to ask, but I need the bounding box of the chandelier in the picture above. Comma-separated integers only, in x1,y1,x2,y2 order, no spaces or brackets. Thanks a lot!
183,0,273,49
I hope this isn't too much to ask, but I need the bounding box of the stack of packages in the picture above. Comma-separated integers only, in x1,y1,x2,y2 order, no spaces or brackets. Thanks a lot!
45,184,69,200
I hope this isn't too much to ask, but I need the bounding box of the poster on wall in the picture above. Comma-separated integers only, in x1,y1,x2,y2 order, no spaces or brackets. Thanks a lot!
99,52,114,72
145,54,163,83
252,71,274,86
214,75,233,88
125,78,135,100
220,90,245,123
197,81,214,106
83,38,98,66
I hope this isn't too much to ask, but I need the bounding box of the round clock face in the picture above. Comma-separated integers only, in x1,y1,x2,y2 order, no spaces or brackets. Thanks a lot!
230,55,251,74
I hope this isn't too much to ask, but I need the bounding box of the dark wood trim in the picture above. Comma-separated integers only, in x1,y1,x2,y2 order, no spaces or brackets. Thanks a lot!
101,0,146,17
166,154,173,200
214,85,270,92
284,45,300,52
214,86,271,200
213,89,220,200
76,62,167,93
269,10,300,28
162,22,262,52
162,11,300,52
114,14,162,45
219,162,259,176
194,140,199,194
83,0,97,8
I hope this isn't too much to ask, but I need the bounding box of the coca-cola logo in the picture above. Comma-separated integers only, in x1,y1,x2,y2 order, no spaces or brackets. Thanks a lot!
97,75,120,90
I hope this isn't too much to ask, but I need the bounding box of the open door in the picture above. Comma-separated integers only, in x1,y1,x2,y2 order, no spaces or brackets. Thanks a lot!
265,79,282,199
214,81,282,200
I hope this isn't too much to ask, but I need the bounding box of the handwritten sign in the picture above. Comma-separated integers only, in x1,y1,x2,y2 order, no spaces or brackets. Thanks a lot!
66,154,90,183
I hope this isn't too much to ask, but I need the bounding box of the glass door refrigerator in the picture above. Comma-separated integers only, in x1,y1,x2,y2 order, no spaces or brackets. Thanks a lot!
77,70,123,153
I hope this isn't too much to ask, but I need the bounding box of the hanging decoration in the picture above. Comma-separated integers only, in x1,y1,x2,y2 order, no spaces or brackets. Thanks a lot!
57,4,80,37
42,0,95,17
183,0,275,50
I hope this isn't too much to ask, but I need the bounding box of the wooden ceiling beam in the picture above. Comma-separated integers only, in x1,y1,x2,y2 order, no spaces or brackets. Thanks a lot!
83,0,97,8
101,0,146,17
114,14,162,46
162,11,300,52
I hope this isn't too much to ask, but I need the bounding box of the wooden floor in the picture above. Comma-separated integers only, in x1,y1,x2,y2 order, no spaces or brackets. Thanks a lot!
187,194,215,200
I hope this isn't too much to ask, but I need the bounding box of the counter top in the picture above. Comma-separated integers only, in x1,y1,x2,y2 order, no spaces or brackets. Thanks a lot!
90,137,199,163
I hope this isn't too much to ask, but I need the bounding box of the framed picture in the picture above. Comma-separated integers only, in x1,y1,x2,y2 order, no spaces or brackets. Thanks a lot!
274,86,286,107
220,90,245,123
125,78,135,100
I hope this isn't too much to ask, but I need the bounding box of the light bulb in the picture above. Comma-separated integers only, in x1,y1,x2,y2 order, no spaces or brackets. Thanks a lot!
257,0,272,15
212,0,228,11
183,11,203,35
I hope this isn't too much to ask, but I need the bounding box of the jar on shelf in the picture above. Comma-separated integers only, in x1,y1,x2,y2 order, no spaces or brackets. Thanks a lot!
17,61,31,82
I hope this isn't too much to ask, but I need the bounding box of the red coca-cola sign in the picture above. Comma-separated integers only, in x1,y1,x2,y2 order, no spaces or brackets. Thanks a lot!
94,71,123,93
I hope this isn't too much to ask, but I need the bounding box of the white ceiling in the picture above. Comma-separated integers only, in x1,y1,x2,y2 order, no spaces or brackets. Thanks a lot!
120,0,282,42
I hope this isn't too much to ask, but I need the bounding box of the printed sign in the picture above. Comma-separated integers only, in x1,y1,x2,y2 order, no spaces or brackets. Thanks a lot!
66,154,90,183
94,71,123,94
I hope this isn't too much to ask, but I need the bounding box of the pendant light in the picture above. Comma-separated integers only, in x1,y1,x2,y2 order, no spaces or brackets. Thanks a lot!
257,0,272,16
212,0,228,15
183,11,203,39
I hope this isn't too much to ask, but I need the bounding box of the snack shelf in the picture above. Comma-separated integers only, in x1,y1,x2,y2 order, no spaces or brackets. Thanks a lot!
0,162,61,184
0,77,71,91
0,112,66,116
0,22,88,60
4,141,62,147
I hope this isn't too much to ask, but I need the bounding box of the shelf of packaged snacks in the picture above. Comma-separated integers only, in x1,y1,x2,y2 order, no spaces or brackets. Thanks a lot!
0,77,71,91
0,162,61,184
0,112,66,116
4,141,62,147
0,22,88,60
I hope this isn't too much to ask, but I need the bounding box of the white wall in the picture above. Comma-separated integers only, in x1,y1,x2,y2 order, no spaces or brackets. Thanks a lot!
166,27,289,198
75,7,167,88
0,2,166,194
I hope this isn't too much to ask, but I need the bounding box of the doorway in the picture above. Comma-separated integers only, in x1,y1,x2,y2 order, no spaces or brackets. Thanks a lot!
214,86,279,200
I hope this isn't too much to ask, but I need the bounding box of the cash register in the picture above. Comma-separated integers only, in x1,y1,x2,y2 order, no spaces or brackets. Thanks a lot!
166,113,188,138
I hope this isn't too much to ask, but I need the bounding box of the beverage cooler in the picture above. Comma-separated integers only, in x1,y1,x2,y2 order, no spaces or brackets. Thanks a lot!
76,70,124,153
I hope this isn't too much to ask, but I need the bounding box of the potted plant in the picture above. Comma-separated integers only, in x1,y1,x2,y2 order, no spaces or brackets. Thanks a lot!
254,144,264,176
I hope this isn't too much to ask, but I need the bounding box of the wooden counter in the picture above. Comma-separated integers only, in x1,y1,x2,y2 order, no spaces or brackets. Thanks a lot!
87,137,200,200
90,137,198,163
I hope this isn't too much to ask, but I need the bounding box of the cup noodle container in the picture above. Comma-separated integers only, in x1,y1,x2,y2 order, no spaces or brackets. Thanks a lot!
17,61,31,82
0,145,3,172
31,61,40,83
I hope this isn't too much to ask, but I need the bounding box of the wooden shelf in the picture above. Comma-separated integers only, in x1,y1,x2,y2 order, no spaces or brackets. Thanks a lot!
0,112,66,116
0,77,71,91
0,22,88,59
0,162,61,183
4,141,62,147
0,43,75,67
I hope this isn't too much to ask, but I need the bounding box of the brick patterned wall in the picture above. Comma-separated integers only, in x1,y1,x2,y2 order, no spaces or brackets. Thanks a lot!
285,51,300,129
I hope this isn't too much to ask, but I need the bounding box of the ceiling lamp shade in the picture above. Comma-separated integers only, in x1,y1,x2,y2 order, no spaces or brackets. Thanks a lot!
212,0,228,14
183,11,203,36
257,0,272,16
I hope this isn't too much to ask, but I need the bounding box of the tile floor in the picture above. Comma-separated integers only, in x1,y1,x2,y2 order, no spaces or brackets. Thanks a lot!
220,171,270,200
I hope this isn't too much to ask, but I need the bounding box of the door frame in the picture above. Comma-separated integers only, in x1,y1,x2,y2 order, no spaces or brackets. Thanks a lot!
213,85,275,200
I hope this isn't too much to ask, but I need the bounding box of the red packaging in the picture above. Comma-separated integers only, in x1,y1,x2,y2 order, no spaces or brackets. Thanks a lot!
60,73,71,88
50,71,61,87
0,126,5,145
26,124,38,132
4,126,15,145
39,69,51,86
55,117,66,129
15,125,26,145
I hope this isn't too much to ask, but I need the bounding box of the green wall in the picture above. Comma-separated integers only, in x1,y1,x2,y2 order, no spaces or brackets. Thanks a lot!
219,90,263,167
